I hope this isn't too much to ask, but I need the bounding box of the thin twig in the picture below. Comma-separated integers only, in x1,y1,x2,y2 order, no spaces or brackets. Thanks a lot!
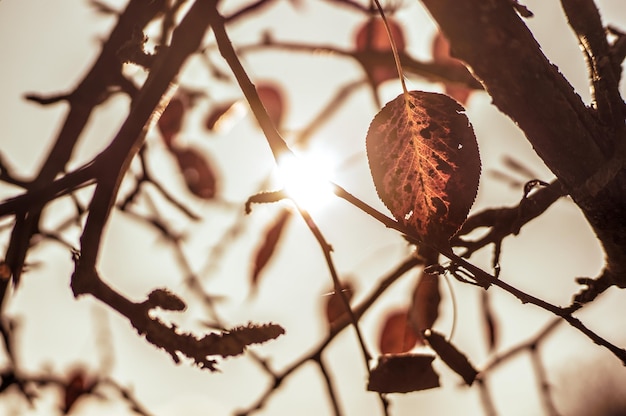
332,182,626,365
236,256,421,415
315,355,343,416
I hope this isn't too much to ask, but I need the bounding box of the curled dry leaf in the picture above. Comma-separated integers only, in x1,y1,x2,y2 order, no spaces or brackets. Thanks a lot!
366,90,481,244
424,330,477,386
368,353,440,393
324,281,355,329
355,17,406,86
158,97,185,148
409,270,441,341
379,309,420,354
251,209,292,289
171,147,218,200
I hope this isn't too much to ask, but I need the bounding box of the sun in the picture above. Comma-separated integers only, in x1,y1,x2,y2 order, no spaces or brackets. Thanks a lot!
276,148,336,213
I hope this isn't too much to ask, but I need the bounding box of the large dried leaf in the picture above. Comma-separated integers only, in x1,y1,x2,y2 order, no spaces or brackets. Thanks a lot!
251,209,292,289
366,91,481,244
379,309,420,354
409,270,440,340
368,353,440,393
424,330,477,386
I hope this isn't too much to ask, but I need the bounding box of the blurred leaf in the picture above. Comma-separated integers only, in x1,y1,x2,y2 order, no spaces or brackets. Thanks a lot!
409,270,440,342
424,330,477,386
432,32,473,105
251,209,292,289
355,17,405,53
355,17,406,85
379,309,420,354
257,83,285,128
366,91,481,244
172,147,218,200
324,281,354,330
158,97,185,148
89,0,119,15
481,291,498,351
63,369,95,414
204,100,241,133
502,155,539,179
368,353,440,393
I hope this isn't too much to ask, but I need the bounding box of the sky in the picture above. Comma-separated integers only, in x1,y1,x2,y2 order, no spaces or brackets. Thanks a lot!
1,0,626,415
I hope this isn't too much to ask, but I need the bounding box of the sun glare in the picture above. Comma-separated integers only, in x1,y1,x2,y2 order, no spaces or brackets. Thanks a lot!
276,149,336,213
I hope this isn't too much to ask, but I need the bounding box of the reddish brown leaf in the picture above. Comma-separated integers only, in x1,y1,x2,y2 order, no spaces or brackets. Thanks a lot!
424,330,477,386
257,83,285,128
158,97,185,148
368,353,440,393
366,91,481,244
379,309,420,354
251,209,292,289
409,270,441,342
172,147,218,200
355,17,406,85
324,281,354,329
355,17,406,53
432,32,473,105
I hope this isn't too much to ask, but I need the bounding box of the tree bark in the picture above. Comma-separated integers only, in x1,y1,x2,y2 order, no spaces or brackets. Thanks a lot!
420,0,626,287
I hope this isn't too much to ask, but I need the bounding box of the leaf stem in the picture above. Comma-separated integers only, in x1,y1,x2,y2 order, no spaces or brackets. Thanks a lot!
372,0,409,98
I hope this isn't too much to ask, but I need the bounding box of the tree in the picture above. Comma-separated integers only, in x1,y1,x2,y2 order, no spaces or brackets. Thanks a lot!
0,0,625,414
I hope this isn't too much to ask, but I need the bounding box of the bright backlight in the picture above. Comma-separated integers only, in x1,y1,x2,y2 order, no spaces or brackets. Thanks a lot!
277,150,335,212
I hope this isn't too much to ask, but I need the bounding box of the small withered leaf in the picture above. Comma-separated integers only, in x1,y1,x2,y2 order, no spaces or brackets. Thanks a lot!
324,281,355,330
409,270,441,338
251,209,292,290
172,147,218,200
379,309,420,353
424,330,478,386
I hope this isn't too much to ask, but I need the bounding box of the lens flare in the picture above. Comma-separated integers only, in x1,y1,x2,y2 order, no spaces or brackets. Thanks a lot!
276,150,335,213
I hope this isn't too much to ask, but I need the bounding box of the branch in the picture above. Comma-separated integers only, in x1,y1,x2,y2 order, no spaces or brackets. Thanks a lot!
419,0,626,290
561,0,624,133
72,0,213,296
332,183,626,365
236,255,422,415
452,180,565,257
2,0,166,292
